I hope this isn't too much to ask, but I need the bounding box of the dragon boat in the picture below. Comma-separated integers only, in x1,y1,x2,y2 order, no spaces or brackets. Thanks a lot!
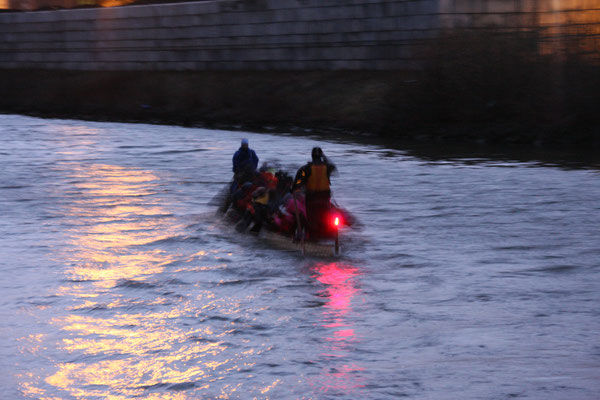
215,166,355,257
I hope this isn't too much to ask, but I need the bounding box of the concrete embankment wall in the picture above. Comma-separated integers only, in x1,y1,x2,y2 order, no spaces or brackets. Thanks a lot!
0,0,441,70
1,0,598,71
0,0,599,146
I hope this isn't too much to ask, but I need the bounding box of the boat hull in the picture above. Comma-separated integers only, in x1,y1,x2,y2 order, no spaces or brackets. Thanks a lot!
260,230,340,257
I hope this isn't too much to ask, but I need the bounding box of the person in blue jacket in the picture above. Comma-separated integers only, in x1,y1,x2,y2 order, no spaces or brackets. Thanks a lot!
232,138,259,174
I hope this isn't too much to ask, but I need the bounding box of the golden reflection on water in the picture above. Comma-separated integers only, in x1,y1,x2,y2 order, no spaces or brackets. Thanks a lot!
18,158,357,398
311,262,365,394
19,163,247,399
61,164,178,289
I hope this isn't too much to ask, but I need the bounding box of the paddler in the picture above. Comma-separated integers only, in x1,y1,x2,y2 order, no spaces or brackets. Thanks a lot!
292,147,336,238
232,138,259,175
220,139,259,214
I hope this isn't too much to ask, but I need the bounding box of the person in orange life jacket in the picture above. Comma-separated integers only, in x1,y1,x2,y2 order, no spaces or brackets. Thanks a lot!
232,138,259,174
292,147,336,238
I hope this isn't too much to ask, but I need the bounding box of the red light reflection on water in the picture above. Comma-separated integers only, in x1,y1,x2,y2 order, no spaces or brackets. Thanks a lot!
313,262,358,316
310,262,365,394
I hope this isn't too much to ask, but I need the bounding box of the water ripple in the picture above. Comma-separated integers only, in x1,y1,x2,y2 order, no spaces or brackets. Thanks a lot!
1,115,599,400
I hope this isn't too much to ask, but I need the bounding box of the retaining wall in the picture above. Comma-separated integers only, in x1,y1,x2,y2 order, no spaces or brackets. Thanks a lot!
0,0,598,70
0,0,441,70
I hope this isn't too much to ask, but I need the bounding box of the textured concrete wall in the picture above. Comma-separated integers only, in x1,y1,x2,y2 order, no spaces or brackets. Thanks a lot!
0,0,441,70
439,0,600,60
0,0,598,71
439,0,600,30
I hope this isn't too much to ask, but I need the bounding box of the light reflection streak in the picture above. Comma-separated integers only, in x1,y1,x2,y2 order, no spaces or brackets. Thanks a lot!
260,378,281,394
19,162,243,399
19,374,46,398
314,262,358,339
17,334,46,356
311,262,365,394
60,164,179,289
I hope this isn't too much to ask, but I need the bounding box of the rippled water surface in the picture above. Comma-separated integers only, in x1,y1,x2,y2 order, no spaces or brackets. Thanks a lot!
1,115,599,399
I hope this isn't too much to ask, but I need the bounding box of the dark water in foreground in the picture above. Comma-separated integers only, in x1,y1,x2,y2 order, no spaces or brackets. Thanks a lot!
1,115,599,399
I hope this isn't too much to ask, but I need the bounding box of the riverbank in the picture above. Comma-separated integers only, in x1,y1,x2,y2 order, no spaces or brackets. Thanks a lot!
1,64,598,150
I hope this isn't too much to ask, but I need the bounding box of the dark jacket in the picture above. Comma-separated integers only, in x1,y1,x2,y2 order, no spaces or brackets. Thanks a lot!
232,147,259,173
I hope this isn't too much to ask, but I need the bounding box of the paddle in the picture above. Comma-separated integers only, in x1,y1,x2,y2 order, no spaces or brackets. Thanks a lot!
292,190,305,255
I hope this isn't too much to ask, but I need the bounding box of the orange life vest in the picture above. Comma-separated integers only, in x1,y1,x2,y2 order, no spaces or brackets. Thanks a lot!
260,171,278,189
306,164,329,192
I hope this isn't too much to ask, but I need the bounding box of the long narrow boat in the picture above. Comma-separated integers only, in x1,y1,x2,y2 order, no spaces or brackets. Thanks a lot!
222,204,351,257
215,179,353,257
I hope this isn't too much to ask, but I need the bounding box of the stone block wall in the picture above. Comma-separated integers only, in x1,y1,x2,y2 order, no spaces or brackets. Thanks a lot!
439,0,600,58
0,0,440,70
0,0,598,71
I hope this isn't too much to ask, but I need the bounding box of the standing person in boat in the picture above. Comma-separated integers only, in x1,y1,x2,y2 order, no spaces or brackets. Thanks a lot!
293,147,336,238
232,138,259,175
221,139,259,214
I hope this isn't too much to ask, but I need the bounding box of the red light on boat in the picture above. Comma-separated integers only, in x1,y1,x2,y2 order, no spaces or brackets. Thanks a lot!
334,217,340,226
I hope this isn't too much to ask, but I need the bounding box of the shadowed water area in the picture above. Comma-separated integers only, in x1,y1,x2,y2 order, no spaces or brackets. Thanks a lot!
0,115,599,399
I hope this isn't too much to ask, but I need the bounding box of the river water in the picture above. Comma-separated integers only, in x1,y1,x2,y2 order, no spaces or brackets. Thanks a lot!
1,114,599,400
